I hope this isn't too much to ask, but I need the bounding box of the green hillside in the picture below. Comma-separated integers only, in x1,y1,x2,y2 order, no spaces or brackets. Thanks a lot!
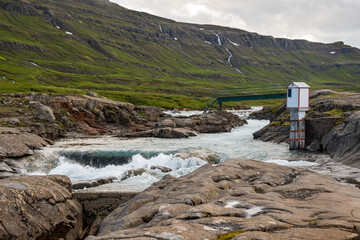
1,0,360,108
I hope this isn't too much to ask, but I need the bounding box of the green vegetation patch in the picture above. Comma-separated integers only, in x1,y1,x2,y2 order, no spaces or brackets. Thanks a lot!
213,230,247,240
325,108,344,117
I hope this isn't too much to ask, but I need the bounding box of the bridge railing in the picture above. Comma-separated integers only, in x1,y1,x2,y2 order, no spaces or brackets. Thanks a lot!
213,85,287,97
204,85,287,113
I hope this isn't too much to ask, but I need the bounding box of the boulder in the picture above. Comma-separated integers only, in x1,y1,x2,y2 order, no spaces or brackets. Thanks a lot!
88,159,360,240
35,104,56,122
72,177,116,190
120,168,148,181
125,127,197,139
86,92,99,97
154,127,197,138
155,110,247,134
0,133,48,158
176,149,221,164
150,165,172,173
0,175,83,240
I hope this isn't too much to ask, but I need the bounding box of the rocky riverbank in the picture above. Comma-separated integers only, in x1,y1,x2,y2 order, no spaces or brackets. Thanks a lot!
0,91,360,239
251,89,360,168
85,158,360,240
0,92,245,178
1,159,360,239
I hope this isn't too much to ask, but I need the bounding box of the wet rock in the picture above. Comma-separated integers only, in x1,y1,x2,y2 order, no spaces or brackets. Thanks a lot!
120,168,148,181
171,108,181,114
0,175,83,240
35,104,56,122
89,159,360,240
72,177,116,190
150,165,172,173
0,133,48,158
176,149,221,164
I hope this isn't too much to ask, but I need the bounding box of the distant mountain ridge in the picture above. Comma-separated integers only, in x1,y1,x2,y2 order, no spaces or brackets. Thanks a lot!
0,0,360,108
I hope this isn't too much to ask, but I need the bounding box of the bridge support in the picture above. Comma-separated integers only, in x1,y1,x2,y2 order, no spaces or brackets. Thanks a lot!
218,102,222,110
289,109,306,150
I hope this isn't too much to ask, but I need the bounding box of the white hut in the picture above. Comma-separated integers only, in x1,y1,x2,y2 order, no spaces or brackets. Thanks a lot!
286,82,310,150
286,82,310,110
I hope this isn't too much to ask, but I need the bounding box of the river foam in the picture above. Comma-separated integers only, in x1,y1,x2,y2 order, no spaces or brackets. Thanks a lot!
24,109,360,191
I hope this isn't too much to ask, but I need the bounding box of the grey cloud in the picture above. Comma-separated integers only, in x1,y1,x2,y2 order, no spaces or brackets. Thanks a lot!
111,0,360,47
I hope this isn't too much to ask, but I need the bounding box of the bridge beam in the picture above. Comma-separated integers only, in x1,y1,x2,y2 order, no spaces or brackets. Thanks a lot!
217,93,287,103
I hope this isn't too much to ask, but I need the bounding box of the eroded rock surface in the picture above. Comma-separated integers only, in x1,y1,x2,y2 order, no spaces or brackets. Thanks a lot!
87,159,360,240
0,175,83,240
155,110,247,134
0,133,48,159
73,191,137,226
126,110,247,139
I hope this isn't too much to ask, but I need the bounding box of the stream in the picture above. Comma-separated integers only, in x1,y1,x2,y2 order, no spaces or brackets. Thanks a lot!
24,109,360,192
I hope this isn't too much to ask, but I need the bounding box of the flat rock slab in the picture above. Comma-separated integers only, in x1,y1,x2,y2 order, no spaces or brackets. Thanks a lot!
88,159,360,240
0,133,47,158
0,175,83,240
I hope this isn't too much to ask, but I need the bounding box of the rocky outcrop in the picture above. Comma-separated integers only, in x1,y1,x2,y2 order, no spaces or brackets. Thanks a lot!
0,175,83,240
125,127,198,138
322,111,360,168
87,159,360,239
176,149,221,164
72,177,116,190
150,165,172,173
252,90,360,168
0,92,167,140
0,159,28,179
126,110,247,139
305,117,343,151
0,133,48,159
73,191,137,227
155,110,247,134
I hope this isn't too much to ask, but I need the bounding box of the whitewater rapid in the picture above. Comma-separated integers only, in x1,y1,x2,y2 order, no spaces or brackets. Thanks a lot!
25,109,360,192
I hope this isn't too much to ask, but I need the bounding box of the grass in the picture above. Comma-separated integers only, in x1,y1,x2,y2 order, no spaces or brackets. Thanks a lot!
213,230,247,240
0,0,360,109
326,108,344,117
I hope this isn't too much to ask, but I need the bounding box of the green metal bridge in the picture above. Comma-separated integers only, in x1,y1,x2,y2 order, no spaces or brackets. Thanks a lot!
204,85,288,113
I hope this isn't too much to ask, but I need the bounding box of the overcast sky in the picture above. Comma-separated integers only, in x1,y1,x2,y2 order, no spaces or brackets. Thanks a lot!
110,0,360,48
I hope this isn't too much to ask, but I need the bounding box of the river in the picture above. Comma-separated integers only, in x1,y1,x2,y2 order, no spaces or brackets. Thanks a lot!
24,108,360,191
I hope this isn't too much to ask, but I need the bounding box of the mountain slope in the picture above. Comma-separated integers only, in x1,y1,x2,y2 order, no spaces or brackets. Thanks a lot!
1,0,360,108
